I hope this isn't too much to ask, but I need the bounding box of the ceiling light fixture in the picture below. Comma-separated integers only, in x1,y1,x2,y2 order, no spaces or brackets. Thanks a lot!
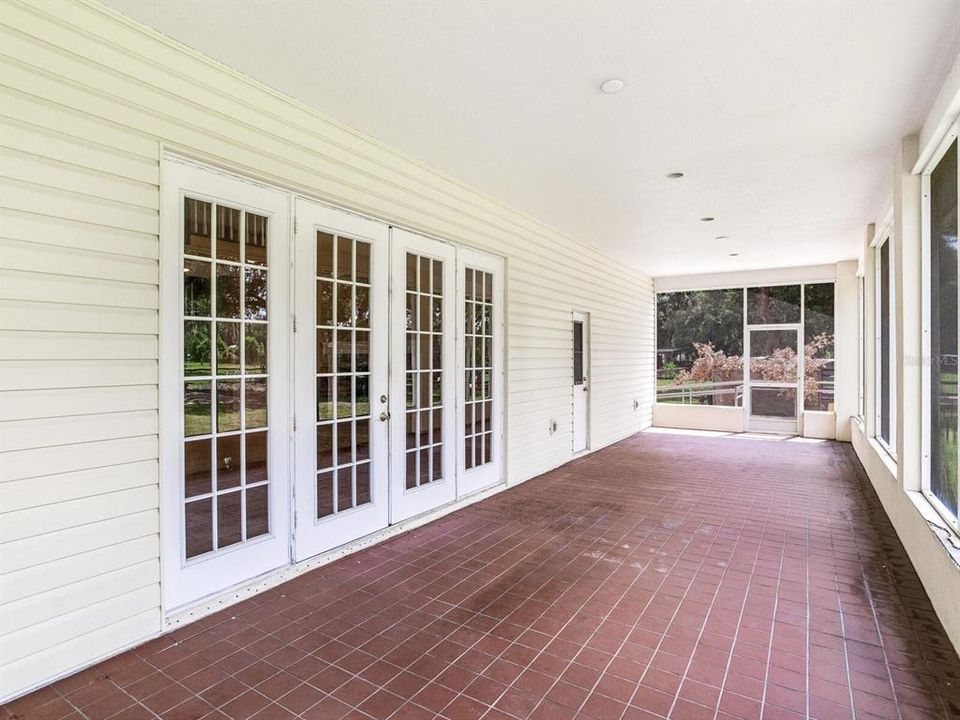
666,172,684,179
700,217,715,222
728,252,739,257
715,235,729,240
600,78,625,94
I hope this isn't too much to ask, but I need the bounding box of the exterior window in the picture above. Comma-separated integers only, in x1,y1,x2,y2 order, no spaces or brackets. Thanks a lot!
803,283,835,411
876,234,896,453
857,276,867,420
926,138,958,524
656,289,744,405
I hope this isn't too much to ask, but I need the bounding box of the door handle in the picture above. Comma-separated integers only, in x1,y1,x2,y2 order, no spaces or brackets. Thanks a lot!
379,411,391,422
583,386,588,392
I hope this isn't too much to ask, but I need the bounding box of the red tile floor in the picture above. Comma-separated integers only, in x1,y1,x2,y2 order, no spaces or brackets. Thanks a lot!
6,432,960,720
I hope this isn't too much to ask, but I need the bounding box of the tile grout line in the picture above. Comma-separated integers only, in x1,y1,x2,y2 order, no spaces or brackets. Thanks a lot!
757,521,786,719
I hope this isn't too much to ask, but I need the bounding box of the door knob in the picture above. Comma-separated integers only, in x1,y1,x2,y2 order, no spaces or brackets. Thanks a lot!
379,411,391,422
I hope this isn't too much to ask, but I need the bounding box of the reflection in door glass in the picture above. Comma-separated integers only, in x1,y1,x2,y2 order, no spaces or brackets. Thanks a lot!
573,321,584,386
929,140,958,518
405,252,445,487
315,232,373,518
465,268,494,470
181,198,271,559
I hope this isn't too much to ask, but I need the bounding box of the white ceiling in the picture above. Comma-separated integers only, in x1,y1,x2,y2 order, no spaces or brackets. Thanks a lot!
106,0,960,277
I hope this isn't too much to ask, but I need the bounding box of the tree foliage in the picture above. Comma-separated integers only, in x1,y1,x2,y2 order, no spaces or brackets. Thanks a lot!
675,333,834,403
657,289,743,366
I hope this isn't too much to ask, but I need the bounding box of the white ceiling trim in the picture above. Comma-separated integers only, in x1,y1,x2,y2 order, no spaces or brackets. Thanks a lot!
655,264,839,293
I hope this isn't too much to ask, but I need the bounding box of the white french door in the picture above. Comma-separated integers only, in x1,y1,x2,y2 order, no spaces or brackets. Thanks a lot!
161,159,291,612
457,248,505,496
163,160,506,611
389,229,458,522
293,199,390,560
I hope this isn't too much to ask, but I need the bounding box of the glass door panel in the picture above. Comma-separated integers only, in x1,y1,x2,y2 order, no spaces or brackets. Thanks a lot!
181,200,271,558
457,247,504,496
572,312,590,453
390,229,456,522
314,232,373,517
293,200,389,561
161,160,291,612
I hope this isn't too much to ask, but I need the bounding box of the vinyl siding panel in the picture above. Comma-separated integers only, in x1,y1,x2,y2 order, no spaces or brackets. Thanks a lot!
0,0,655,700
0,560,158,635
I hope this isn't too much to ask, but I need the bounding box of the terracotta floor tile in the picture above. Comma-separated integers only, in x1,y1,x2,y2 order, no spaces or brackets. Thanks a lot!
5,435,960,720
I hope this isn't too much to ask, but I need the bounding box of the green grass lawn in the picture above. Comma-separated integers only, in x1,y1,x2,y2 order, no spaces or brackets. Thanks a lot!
184,407,268,436
318,401,370,420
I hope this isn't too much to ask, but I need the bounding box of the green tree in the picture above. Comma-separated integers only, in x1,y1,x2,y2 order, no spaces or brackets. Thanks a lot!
657,289,743,368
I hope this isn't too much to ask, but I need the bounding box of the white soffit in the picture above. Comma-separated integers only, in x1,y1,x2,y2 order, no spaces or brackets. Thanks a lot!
654,264,838,293
104,0,960,276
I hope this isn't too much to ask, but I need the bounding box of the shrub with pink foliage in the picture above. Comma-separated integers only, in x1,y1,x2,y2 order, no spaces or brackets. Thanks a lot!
675,333,833,406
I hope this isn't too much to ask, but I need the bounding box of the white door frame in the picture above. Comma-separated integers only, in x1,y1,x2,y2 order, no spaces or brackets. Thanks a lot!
292,198,390,561
456,247,505,497
572,311,590,453
388,228,458,522
160,158,292,612
744,323,802,434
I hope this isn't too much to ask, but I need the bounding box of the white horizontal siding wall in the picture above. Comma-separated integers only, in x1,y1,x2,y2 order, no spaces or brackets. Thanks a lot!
0,0,654,700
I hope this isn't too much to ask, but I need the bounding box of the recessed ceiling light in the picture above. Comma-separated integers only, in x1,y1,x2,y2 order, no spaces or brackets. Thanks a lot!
666,172,684,179
600,78,625,94
700,217,715,222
